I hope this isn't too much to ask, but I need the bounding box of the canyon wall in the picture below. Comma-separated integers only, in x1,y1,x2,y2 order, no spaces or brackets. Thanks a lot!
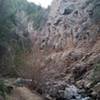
40,0,100,50
32,0,100,99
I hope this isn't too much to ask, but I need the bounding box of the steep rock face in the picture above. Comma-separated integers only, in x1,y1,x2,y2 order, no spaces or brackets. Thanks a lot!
32,0,100,99
41,0,100,50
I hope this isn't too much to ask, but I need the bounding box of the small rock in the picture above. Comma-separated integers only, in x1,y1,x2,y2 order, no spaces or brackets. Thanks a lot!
93,82,100,93
82,97,90,100
91,91,97,99
44,94,52,100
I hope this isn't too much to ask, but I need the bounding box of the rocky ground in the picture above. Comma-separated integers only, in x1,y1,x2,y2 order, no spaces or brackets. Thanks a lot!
0,78,44,100
9,87,43,100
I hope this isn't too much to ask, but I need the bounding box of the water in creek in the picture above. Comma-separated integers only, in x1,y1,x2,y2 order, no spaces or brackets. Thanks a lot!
4,78,92,100
63,85,91,100
14,79,91,100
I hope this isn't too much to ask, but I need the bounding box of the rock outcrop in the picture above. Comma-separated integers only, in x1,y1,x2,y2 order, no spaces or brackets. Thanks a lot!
41,0,100,50
31,0,100,99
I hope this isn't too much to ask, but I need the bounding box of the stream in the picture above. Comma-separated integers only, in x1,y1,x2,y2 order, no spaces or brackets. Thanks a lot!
2,78,92,100
15,79,91,100
63,85,90,100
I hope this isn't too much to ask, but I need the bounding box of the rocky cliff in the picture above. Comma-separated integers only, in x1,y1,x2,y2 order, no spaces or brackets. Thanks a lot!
32,0,100,99
41,0,100,50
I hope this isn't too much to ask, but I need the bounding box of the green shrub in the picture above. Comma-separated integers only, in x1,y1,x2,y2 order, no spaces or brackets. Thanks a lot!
0,80,13,100
0,80,7,98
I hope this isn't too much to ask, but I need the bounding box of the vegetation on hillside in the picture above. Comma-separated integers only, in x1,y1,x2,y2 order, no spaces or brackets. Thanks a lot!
0,0,48,77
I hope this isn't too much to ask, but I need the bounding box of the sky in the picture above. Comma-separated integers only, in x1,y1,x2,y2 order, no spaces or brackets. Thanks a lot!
27,0,53,8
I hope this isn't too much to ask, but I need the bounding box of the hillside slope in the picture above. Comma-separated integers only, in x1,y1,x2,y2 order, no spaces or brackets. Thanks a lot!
0,0,48,78
31,0,100,99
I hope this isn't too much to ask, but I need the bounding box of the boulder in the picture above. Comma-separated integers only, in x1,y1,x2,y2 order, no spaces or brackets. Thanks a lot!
72,64,87,80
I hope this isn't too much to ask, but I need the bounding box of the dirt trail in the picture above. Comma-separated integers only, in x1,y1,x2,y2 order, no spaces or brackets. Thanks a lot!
9,87,44,100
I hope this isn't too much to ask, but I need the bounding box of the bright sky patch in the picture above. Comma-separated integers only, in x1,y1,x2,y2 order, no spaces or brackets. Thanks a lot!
27,0,53,8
